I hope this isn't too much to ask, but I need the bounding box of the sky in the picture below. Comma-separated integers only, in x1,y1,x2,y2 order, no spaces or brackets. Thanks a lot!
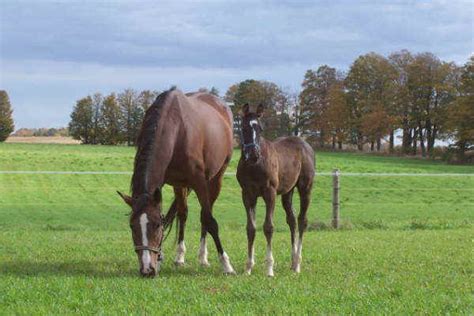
1,0,473,128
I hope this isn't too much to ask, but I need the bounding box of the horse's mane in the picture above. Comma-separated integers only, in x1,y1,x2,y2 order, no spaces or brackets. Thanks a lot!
131,87,176,197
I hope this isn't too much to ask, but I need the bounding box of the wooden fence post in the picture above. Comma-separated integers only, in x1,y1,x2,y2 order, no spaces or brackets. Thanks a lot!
332,169,340,229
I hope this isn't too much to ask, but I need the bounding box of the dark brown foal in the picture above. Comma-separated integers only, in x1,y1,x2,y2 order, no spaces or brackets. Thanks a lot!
236,104,315,276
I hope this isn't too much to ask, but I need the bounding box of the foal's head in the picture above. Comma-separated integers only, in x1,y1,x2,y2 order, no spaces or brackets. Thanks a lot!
118,190,164,277
241,103,264,163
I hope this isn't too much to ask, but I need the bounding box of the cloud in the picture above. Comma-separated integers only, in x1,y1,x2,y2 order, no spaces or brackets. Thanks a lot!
0,0,472,127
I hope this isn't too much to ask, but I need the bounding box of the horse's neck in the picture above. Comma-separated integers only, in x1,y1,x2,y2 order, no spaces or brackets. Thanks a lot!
260,137,272,155
144,122,179,194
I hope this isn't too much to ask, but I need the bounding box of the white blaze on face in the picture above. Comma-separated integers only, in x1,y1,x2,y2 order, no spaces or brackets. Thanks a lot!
249,119,259,143
139,213,151,271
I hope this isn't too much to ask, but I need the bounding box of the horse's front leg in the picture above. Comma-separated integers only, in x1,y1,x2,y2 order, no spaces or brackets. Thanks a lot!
243,189,258,275
262,187,276,277
173,187,188,266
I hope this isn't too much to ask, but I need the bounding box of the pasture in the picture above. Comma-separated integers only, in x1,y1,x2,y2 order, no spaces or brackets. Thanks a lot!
1,143,473,314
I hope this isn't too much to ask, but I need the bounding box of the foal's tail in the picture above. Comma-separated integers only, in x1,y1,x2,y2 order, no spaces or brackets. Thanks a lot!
162,189,193,244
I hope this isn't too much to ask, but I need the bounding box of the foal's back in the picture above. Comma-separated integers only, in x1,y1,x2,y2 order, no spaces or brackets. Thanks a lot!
270,136,315,194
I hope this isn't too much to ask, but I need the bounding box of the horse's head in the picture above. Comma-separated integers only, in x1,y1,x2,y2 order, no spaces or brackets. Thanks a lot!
118,190,164,277
241,103,264,163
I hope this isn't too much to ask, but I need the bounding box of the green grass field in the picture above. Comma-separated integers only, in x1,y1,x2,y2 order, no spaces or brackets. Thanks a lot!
1,143,473,314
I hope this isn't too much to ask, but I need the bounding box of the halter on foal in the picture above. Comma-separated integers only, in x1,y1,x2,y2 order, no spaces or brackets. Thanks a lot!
237,103,315,276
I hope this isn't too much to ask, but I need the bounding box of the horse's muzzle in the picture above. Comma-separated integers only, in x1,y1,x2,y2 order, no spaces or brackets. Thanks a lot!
140,266,157,278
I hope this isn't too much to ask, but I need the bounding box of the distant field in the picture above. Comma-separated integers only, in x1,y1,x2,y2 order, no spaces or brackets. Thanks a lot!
5,136,80,144
0,143,473,314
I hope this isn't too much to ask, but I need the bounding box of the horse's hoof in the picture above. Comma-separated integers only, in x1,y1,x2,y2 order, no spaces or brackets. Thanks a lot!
224,270,237,276
200,261,210,267
244,269,252,276
174,261,185,267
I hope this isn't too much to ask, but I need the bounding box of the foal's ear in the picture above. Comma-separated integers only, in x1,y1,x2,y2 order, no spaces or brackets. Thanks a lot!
242,103,250,116
256,103,264,117
117,191,133,207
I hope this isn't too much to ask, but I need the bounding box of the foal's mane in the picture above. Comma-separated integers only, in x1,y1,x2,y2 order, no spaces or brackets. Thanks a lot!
131,87,176,197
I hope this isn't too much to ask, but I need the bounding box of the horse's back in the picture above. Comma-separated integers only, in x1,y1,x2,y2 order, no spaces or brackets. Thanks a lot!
186,92,233,128
169,91,233,180
273,136,315,190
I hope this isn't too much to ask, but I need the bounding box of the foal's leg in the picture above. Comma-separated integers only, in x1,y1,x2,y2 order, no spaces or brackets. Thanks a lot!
262,187,276,277
194,174,235,274
295,182,312,273
174,187,188,266
243,190,258,275
282,189,298,270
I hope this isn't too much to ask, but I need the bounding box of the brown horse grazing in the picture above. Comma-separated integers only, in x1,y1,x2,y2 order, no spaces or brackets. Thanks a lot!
236,104,315,276
117,87,235,277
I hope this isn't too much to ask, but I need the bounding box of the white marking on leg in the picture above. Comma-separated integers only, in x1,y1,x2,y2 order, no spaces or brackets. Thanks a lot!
265,244,274,277
291,237,298,270
245,245,255,275
174,241,186,266
139,213,151,272
219,251,235,274
198,238,210,266
294,237,303,273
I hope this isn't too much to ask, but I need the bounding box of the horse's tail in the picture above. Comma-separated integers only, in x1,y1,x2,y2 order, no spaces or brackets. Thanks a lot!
162,189,193,244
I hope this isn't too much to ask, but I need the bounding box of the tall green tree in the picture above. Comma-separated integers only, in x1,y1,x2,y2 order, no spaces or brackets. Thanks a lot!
99,93,122,145
118,88,140,146
91,93,103,145
325,82,350,149
299,65,339,147
0,90,14,142
228,79,285,140
69,96,94,144
407,53,460,156
389,50,415,154
445,56,474,162
345,53,398,151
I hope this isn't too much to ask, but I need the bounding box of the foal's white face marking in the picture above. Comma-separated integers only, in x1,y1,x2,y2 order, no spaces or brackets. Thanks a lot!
139,213,151,270
249,119,259,143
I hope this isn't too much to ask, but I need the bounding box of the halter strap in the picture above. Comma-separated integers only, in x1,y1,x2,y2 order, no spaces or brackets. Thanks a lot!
134,245,161,253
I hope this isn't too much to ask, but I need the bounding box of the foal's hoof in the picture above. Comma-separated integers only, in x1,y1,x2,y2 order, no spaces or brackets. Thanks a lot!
174,261,185,267
200,261,211,267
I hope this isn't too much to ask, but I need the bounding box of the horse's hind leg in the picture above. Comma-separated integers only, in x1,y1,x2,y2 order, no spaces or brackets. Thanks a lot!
194,173,235,274
174,187,188,266
295,180,313,273
282,189,298,270
243,190,257,275
262,187,276,277
198,166,225,267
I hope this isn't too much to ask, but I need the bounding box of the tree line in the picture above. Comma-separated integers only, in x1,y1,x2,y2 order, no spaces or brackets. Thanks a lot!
47,50,474,161
69,89,160,145
225,51,473,161
68,87,220,146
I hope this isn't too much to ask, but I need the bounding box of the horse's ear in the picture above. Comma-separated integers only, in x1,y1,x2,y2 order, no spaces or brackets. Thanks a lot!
153,189,162,204
242,103,250,116
117,191,133,207
257,104,264,117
